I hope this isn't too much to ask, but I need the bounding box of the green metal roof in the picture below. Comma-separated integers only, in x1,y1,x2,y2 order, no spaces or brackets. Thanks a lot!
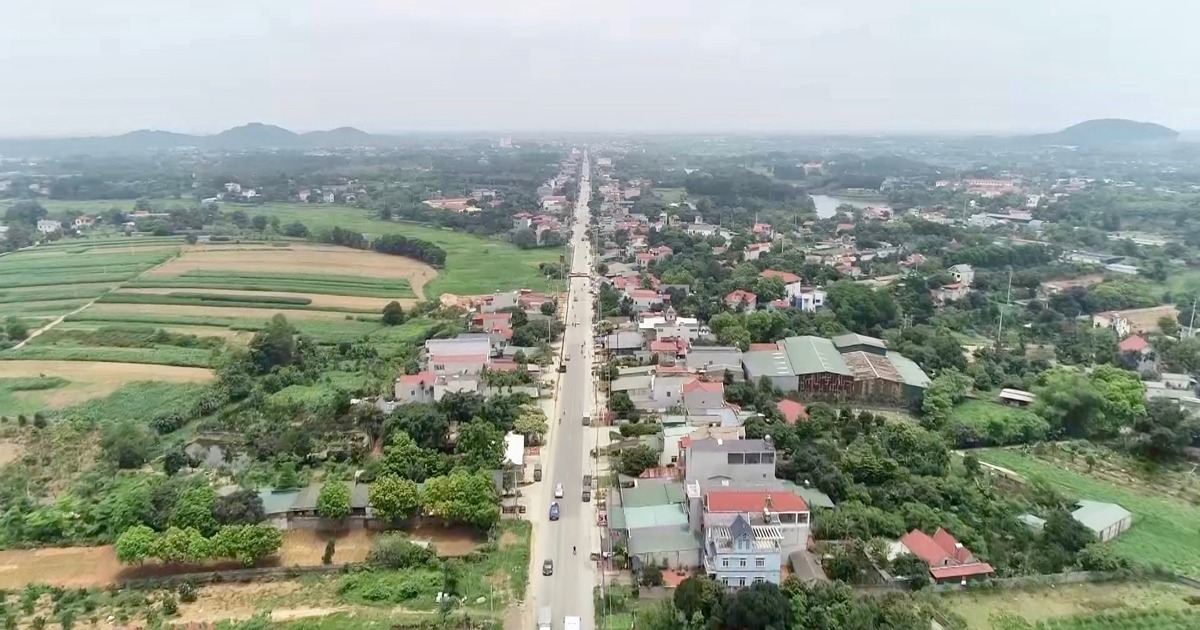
780,336,850,376
627,530,701,555
741,350,794,379
832,333,887,350
608,505,628,530
885,351,931,388
623,504,689,530
621,483,686,508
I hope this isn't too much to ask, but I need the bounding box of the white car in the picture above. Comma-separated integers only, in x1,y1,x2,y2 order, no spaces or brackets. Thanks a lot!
554,483,564,498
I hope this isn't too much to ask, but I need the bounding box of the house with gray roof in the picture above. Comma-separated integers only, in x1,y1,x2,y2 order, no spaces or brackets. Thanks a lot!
684,437,776,488
258,481,372,529
1072,500,1132,542
687,346,744,382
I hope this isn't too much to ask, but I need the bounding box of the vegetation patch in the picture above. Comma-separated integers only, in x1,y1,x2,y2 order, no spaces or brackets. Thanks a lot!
979,448,1200,577
949,400,1050,447
940,580,1200,630
128,270,416,298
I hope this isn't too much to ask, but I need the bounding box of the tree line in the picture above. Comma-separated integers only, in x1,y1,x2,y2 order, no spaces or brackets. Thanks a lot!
314,226,446,267
115,523,283,567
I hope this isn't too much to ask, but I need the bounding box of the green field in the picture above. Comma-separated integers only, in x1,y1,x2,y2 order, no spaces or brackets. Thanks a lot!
979,449,1200,577
0,376,71,417
96,292,376,313
241,203,563,296
126,270,416,298
949,400,1049,446
3,344,217,368
941,580,1200,630
63,311,388,343
655,188,687,203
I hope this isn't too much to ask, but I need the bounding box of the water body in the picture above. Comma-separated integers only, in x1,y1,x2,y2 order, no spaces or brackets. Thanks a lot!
810,194,891,219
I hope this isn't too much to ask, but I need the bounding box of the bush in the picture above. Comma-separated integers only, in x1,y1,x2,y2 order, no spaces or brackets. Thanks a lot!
177,582,197,603
367,535,437,569
640,565,664,587
161,594,178,616
323,539,336,565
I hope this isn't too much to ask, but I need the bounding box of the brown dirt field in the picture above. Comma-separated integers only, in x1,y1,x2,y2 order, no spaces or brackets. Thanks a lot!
280,529,373,565
0,439,22,466
154,243,436,299
116,287,410,310
405,524,485,557
0,360,214,408
174,581,344,626
87,303,357,321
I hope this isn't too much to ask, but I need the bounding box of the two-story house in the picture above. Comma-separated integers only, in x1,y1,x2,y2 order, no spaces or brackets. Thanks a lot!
682,379,724,410
697,488,811,555
948,264,975,287
684,438,776,488
704,514,782,588
395,372,436,404
627,289,665,313
639,307,701,343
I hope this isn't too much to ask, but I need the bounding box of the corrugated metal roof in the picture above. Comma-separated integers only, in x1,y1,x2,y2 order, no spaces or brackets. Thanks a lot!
842,351,901,382
1072,500,1132,533
621,483,686,508
624,504,690,530
779,336,850,376
831,333,887,350
611,375,653,392
628,530,701,555
741,350,794,379
886,351,931,388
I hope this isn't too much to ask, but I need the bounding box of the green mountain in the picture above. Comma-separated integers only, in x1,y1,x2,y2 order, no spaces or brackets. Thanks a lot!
1034,118,1179,146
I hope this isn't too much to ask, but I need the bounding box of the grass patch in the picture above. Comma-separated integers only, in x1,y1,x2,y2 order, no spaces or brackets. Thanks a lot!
2,345,217,368
948,400,1050,447
128,270,416,298
655,187,686,203
0,376,70,391
0,376,71,417
247,203,562,296
940,579,1200,630
979,448,1200,577
65,311,395,344
0,284,116,303
58,381,211,424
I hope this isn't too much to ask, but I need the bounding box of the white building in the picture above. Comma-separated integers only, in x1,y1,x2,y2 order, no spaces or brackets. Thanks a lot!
948,264,975,287
639,307,701,342
36,219,61,234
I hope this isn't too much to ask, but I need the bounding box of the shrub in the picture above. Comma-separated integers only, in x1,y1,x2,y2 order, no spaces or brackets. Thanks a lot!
161,595,178,616
367,535,437,569
323,539,336,565
177,583,197,604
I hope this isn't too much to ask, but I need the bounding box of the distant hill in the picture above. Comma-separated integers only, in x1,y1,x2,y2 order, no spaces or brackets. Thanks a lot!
1031,119,1179,146
0,123,406,156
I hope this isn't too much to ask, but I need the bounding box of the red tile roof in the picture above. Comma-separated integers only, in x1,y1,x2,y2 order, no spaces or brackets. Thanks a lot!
725,289,757,305
399,372,435,386
753,222,772,233
749,343,779,351
777,399,808,424
629,289,660,299
929,563,995,580
706,490,808,513
761,269,801,283
899,528,992,580
1118,334,1149,353
682,379,723,394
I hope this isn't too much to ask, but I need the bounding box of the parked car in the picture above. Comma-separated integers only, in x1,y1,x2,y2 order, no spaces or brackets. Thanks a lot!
554,483,564,498
582,489,591,502
549,502,560,521
543,559,554,575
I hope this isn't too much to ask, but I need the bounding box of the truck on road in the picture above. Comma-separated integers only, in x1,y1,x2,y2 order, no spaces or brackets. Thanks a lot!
538,608,551,630
564,616,581,630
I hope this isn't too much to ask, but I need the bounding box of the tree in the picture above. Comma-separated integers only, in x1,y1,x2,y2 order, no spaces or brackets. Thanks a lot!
368,475,422,521
251,215,269,231
2,223,33,248
753,276,787,302
512,228,538,249
1128,399,1199,462
540,301,557,316
317,481,351,519
381,301,406,326
368,534,437,568
826,280,898,333
4,317,28,342
722,581,789,630
1033,368,1107,438
385,403,450,450
380,432,445,482
283,221,309,237
513,405,549,443
169,484,218,536
609,391,636,419
422,469,501,529
920,369,974,430
101,421,156,469
3,200,47,226
455,420,505,470
674,576,722,621
230,210,249,228
890,554,930,590
640,564,665,587
210,524,283,566
152,527,211,565
114,525,157,564
248,314,298,373
617,444,660,477
213,488,266,525
163,449,189,476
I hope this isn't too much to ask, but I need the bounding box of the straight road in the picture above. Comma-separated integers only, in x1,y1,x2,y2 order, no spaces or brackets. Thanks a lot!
530,151,597,630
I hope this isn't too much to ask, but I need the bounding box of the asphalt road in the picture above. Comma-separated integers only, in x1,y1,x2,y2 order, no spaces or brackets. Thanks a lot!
531,152,597,630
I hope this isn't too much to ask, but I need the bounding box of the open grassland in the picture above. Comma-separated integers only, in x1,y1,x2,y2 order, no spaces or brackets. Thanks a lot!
941,580,1200,630
246,203,562,296
127,269,416,298
65,310,388,343
979,448,1200,577
0,363,212,416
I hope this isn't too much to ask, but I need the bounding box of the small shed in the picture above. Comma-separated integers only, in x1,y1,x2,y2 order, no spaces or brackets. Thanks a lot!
1071,500,1133,542
999,388,1035,407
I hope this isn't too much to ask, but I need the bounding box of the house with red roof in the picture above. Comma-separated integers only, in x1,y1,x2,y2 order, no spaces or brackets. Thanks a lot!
395,372,436,404
932,282,970,303
700,488,811,563
760,269,801,284
752,222,773,238
776,399,808,424
472,312,512,331
628,288,665,313
743,242,772,261
1117,334,1157,373
725,289,757,311
682,379,724,409
650,337,688,362
635,252,657,269
891,528,994,584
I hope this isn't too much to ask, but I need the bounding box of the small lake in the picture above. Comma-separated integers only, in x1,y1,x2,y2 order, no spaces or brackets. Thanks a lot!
810,194,891,219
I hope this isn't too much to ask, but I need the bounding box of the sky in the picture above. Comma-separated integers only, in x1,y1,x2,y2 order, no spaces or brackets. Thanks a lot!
2,0,1197,136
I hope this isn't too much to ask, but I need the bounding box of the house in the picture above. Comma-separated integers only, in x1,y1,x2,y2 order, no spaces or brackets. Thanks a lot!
760,269,801,284
651,374,694,408
650,337,688,362
639,307,701,342
395,372,436,404
947,264,975,287
258,481,372,529
998,388,1034,407
686,346,744,381
1117,334,1157,373
609,501,699,569
704,514,782,588
427,349,489,376
932,282,970,303
73,214,97,229
684,438,776,488
776,399,807,424
605,331,645,356
752,223,773,239
36,219,61,234
1071,500,1132,542
890,528,995,584
682,379,724,410
792,287,826,312
700,488,811,555
628,289,665,313
1160,372,1197,391
743,242,772,261
725,290,757,310
740,347,798,392
1093,311,1132,338
1093,305,1178,338
610,374,653,400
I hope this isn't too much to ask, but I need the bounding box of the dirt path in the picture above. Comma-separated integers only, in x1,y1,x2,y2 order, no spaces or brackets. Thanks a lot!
12,254,179,350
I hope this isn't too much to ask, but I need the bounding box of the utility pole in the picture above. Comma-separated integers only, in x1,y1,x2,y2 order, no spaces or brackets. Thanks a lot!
996,267,1013,348
1188,297,1198,339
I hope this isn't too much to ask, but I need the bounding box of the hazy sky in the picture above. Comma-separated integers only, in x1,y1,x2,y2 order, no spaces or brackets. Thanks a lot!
2,0,1196,136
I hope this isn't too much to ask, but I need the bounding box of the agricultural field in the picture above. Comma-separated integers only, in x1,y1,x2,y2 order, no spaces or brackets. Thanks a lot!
978,447,1200,578
0,361,213,416
940,580,1200,630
